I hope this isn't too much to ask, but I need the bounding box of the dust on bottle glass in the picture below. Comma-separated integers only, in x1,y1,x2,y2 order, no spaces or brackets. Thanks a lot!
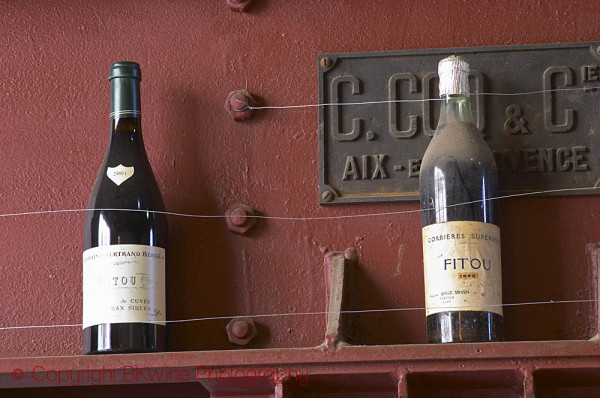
82,62,167,354
419,56,504,343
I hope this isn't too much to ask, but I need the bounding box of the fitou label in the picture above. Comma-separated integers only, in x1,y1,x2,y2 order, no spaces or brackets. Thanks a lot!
422,220,503,316
82,244,166,329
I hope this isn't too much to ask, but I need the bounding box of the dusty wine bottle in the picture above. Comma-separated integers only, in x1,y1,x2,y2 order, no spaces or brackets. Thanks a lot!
82,62,167,354
419,56,503,343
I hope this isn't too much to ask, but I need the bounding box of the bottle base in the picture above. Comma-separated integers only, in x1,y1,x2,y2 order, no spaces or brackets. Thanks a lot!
426,311,503,343
83,323,166,355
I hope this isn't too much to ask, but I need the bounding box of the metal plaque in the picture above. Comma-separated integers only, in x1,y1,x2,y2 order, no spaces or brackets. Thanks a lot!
318,43,600,204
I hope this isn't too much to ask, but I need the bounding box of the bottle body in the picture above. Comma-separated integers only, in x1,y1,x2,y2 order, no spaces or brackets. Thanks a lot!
419,57,503,343
83,62,167,354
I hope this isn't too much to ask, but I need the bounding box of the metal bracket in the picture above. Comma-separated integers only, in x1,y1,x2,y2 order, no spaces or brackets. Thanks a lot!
587,243,600,342
321,248,358,350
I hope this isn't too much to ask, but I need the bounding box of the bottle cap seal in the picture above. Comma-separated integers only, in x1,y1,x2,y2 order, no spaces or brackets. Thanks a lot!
438,56,469,97
109,61,141,81
110,62,141,118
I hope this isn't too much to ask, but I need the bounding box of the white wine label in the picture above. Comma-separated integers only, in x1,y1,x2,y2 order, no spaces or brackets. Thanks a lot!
106,164,135,186
422,221,502,316
82,244,166,329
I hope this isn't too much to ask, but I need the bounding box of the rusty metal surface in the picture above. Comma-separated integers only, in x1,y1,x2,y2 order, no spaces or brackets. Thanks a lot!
3,342,600,395
319,43,600,204
5,245,595,395
1,3,600,397
322,251,353,349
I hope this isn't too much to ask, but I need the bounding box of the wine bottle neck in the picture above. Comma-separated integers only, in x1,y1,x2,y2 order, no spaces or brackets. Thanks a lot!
110,71,142,139
439,95,475,125
111,117,142,137
110,76,141,120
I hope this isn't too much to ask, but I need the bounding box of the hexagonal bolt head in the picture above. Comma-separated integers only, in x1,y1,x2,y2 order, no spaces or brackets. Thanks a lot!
225,203,257,235
225,90,256,122
226,0,253,12
226,317,258,345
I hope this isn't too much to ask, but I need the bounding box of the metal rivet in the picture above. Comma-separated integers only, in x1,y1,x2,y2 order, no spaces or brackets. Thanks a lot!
344,247,359,263
321,190,335,202
320,57,333,69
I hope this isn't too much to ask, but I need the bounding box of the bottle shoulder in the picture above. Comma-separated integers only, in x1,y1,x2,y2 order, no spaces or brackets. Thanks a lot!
421,122,496,170
88,175,164,209
87,145,165,211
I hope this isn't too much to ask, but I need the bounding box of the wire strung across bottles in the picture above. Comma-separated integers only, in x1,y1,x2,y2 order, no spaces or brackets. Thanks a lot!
0,185,597,221
1,86,599,332
231,86,598,111
0,184,598,331
0,299,597,331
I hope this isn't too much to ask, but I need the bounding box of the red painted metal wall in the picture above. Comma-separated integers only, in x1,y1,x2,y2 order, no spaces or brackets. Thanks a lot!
0,0,599,359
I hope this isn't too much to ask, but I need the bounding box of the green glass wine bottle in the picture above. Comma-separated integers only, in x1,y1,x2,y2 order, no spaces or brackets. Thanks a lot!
82,62,167,354
419,56,504,343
